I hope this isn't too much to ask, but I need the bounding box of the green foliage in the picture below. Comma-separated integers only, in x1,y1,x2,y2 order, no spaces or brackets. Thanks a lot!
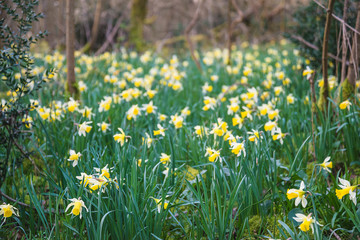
0,42,359,239
0,0,48,186
286,1,357,67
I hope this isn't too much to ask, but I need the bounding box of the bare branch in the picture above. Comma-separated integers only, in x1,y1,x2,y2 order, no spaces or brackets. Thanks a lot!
185,0,203,72
313,0,360,36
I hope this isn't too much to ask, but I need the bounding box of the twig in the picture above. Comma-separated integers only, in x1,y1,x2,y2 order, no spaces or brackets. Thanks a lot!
341,0,349,83
313,0,360,36
290,34,348,65
95,17,123,56
0,190,32,208
0,190,64,214
309,71,317,162
329,228,342,240
185,0,203,72
321,0,336,109
12,139,40,173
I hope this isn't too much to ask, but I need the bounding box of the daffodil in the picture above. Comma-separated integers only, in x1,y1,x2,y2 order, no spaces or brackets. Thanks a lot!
98,96,112,112
160,153,171,165
65,197,88,219
76,173,93,186
272,128,286,145
336,178,358,204
194,126,208,138
126,104,141,120
287,181,307,208
68,150,82,167
78,121,92,136
205,147,221,162
339,100,351,110
210,118,228,137
154,124,165,137
170,114,183,129
113,128,129,146
230,140,246,157
293,213,321,233
287,94,295,104
319,156,332,173
227,103,240,115
0,203,19,219
248,129,262,144
150,197,169,213
158,114,167,122
264,121,277,134
142,101,157,115
181,107,191,117
302,66,314,80
95,165,111,178
97,122,110,132
240,106,253,120
232,114,243,129
67,98,79,112
142,133,153,148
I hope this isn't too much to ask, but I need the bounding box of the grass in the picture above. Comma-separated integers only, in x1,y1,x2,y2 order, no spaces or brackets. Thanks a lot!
1,41,360,239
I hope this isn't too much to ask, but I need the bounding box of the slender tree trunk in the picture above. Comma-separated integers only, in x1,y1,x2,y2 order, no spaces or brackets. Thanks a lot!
82,0,102,52
227,0,232,65
320,0,336,110
129,0,148,51
341,0,349,83
346,2,360,88
66,0,77,96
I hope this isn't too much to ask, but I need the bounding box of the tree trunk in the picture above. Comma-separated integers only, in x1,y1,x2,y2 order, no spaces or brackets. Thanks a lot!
340,0,349,83
82,0,102,53
346,2,360,88
66,0,78,96
319,0,336,111
129,0,148,51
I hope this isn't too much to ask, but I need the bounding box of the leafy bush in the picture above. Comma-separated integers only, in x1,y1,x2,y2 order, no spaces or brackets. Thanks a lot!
0,0,48,186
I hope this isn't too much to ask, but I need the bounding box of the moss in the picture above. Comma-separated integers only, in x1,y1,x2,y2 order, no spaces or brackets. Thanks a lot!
248,215,281,237
129,0,148,52
338,78,355,102
317,86,326,112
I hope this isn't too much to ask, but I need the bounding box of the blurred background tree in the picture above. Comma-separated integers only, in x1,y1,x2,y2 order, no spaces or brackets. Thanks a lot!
16,0,304,54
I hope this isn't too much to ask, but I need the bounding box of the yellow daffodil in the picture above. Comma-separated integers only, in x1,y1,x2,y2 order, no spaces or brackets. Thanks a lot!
142,101,157,115
319,156,332,173
170,114,183,129
194,125,208,138
65,197,88,219
76,173,93,187
230,140,246,157
68,150,82,167
113,128,129,146
126,104,141,120
293,213,321,233
153,124,166,137
339,100,351,110
302,66,313,80
160,153,171,165
248,129,261,144
336,178,358,204
97,122,110,133
287,181,307,208
98,96,112,112
0,203,19,219
150,197,169,213
67,98,79,112
78,121,92,137
142,133,153,148
205,147,221,162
